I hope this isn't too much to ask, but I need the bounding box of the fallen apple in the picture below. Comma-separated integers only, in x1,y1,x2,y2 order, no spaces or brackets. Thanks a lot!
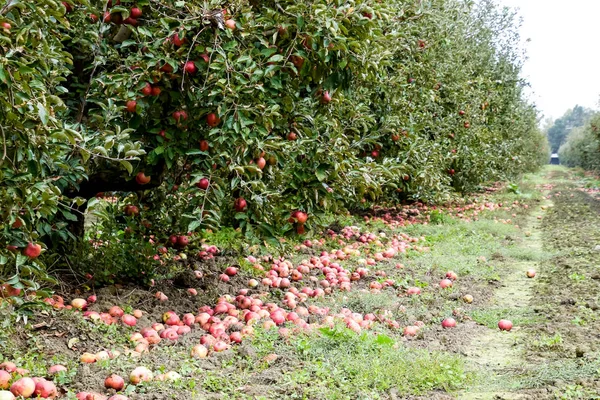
526,269,536,278
441,318,457,328
129,367,153,385
498,319,513,331
9,377,35,398
105,374,125,391
0,371,9,390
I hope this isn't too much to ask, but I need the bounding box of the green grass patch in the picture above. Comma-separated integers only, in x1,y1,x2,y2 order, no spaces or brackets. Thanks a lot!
470,307,544,329
288,326,467,398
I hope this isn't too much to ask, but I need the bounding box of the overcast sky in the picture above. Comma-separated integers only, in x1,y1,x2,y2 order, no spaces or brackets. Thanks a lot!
496,0,600,122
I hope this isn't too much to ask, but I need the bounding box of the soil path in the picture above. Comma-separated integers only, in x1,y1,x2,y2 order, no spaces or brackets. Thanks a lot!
458,183,553,399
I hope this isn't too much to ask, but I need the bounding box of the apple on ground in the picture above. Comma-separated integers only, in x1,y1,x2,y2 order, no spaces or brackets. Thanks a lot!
441,318,457,328
498,319,513,331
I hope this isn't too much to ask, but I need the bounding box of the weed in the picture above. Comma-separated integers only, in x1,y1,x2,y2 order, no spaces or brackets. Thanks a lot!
532,333,564,351
568,273,586,282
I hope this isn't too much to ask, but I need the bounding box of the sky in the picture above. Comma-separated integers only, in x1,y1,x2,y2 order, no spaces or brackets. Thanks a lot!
496,0,600,122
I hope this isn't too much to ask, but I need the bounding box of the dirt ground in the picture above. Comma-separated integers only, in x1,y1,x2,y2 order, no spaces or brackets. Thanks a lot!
2,167,600,399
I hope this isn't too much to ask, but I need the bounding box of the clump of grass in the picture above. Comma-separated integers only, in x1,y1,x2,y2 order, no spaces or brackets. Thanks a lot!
289,326,468,397
471,307,544,329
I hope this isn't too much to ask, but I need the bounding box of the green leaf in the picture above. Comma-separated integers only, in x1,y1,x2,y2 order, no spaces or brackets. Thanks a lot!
267,54,284,63
37,104,48,125
374,334,395,346
61,209,78,222
120,161,133,174
187,219,202,232
315,166,328,182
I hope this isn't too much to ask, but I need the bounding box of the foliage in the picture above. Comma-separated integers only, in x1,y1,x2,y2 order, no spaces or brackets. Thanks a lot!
546,105,594,153
558,113,600,170
0,0,548,290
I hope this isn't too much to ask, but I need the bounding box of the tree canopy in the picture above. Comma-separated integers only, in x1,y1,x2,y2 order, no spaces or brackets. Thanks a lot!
0,0,548,293
546,105,594,153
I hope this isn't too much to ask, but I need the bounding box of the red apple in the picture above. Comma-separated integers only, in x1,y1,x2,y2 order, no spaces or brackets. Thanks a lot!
225,19,236,30
199,140,209,152
224,266,238,276
184,61,197,75
171,32,185,47
1,22,11,32
75,392,106,400
124,205,139,216
121,314,137,327
71,298,87,310
406,287,421,295
498,319,513,331
80,353,97,363
162,311,180,325
108,395,128,400
151,86,161,96
403,326,418,337
213,341,228,352
295,211,308,224
445,271,458,281
526,269,536,278
0,370,10,389
135,172,151,185
234,198,247,212
109,306,124,318
191,344,208,358
441,318,457,328
176,235,189,248
206,113,220,127
173,110,188,123
9,377,35,398
33,378,57,398
125,100,136,113
141,83,152,96
105,374,125,391
196,178,209,190
0,362,16,373
47,365,67,375
287,132,297,141
439,279,453,289
23,242,42,259
256,157,266,170
321,91,332,104
129,367,153,385
130,7,142,18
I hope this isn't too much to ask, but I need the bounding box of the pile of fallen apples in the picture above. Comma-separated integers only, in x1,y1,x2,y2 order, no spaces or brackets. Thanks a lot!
10,219,523,397
0,361,61,399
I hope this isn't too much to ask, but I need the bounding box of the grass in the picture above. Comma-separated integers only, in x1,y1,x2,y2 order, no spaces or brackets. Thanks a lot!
285,326,468,398
401,218,525,282
517,358,600,390
470,307,544,329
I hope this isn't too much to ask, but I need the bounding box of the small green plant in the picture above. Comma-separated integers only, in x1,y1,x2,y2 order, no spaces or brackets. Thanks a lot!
507,182,521,194
429,210,450,224
568,273,586,282
532,333,563,350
